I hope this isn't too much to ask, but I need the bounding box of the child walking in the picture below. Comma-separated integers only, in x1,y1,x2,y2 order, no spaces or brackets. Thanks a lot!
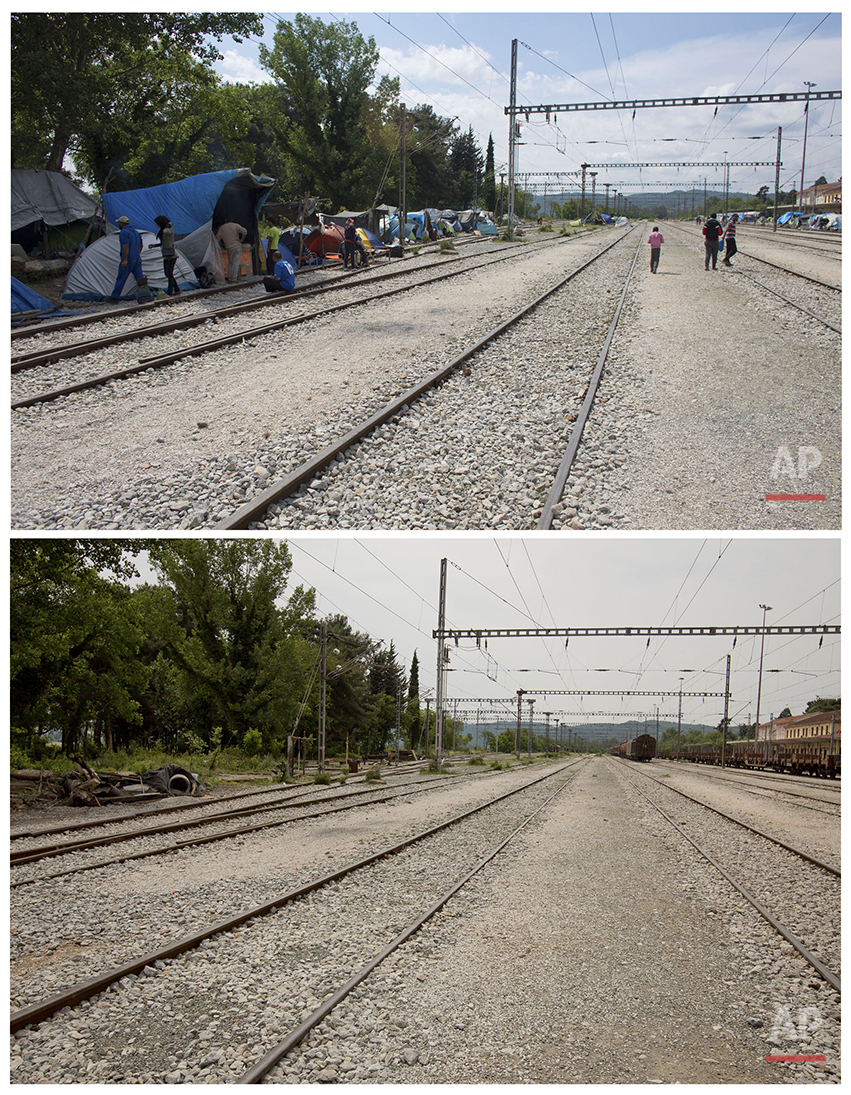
647,226,664,273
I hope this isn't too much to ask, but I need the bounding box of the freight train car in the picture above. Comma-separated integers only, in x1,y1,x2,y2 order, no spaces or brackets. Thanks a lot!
660,729,840,778
609,734,656,761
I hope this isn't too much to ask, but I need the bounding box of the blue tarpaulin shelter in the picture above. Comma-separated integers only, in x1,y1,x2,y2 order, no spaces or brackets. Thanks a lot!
100,169,275,235
12,275,85,321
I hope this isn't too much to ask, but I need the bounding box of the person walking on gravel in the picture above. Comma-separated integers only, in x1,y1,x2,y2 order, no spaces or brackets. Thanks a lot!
722,213,738,266
702,214,722,270
110,215,144,300
216,216,248,283
647,226,664,273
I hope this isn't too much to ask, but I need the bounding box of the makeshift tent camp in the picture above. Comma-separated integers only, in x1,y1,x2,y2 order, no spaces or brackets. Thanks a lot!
99,168,275,277
11,169,99,255
62,231,197,301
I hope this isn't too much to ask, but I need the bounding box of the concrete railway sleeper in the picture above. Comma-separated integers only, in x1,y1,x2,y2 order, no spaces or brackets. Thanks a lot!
622,766,840,994
10,762,582,1039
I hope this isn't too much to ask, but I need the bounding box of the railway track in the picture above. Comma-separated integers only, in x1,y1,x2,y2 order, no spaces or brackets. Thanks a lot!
9,768,502,884
215,227,642,530
10,761,582,1083
10,230,588,409
619,761,840,994
666,223,841,332
652,759,841,812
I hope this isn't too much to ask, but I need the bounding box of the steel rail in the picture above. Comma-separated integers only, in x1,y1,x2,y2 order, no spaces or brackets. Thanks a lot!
624,763,840,876
8,780,306,841
670,222,842,291
9,775,496,884
8,762,427,841
11,232,599,410
11,249,475,370
10,230,576,368
235,767,578,1083
624,772,841,994
655,760,840,804
537,235,642,528
9,761,579,1033
733,271,841,333
10,778,444,866
214,226,638,529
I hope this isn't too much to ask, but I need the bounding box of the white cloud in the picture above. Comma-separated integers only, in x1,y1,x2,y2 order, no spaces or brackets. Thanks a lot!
216,49,270,86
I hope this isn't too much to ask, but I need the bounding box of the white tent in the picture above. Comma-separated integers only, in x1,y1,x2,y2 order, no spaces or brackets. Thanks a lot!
63,230,198,301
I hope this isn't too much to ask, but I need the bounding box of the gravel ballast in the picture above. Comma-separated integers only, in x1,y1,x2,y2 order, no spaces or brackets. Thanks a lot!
10,224,839,531
10,757,840,1084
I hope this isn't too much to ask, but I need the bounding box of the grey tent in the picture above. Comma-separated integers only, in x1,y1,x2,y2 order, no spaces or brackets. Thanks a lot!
11,169,98,232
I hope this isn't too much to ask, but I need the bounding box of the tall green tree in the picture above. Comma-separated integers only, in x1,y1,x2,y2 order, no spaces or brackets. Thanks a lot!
482,134,497,214
406,104,457,208
10,540,146,754
11,13,262,176
258,14,385,208
146,540,315,749
450,126,483,208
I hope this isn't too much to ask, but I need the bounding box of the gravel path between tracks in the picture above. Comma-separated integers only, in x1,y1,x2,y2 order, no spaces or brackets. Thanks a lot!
10,758,839,1084
575,225,840,530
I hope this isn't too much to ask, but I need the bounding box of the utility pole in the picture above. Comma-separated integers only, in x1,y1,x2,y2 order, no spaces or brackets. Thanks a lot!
434,559,447,772
527,698,535,758
590,172,597,216
755,604,772,761
515,689,525,759
395,686,402,764
773,127,782,233
721,655,731,768
677,678,684,755
318,620,327,774
399,104,407,244
507,39,518,240
799,81,816,215
580,163,589,219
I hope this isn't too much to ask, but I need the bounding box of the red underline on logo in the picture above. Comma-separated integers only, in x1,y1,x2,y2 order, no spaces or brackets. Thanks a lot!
765,494,826,502
765,1055,826,1063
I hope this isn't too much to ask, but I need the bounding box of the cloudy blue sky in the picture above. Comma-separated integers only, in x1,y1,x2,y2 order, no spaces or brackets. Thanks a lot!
262,535,840,735
210,11,841,200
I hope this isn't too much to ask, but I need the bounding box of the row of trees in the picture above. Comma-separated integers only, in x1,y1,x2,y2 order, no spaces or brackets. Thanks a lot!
10,540,464,765
12,13,511,218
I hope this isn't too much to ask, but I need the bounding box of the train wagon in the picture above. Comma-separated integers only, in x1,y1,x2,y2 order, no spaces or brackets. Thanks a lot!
610,734,656,761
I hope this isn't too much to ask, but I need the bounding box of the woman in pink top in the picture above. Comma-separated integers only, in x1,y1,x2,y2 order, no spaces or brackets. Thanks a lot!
647,226,664,273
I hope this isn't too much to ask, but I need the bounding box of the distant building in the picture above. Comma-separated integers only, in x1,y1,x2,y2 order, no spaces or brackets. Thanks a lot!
800,179,841,213
757,710,840,741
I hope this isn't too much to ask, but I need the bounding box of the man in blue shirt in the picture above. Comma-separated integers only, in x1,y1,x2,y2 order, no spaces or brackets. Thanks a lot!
110,216,145,300
263,251,296,293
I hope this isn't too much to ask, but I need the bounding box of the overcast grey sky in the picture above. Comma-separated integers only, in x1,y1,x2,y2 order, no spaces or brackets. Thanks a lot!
210,10,841,198
274,534,840,730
